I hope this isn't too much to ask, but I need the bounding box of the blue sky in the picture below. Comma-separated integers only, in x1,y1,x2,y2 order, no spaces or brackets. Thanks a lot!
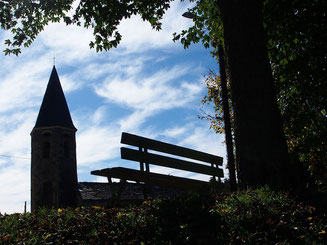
0,1,226,213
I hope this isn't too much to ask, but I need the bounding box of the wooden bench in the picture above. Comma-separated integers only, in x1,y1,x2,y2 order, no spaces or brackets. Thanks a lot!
91,132,224,199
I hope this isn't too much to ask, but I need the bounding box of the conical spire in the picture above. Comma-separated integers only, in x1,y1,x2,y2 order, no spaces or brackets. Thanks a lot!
34,66,76,130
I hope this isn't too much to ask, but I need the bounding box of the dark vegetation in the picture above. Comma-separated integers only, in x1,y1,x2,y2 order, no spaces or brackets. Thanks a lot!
1,187,326,244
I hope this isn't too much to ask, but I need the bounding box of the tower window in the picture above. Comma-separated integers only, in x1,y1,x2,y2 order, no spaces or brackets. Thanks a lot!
42,142,51,158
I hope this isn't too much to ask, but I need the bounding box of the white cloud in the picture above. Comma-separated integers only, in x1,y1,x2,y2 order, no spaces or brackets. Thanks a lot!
95,63,202,131
162,126,187,138
32,0,193,63
179,125,225,156
95,62,202,113
91,106,107,125
119,109,152,132
118,1,194,52
39,22,95,63
0,110,34,214
0,62,48,113
60,73,83,93
0,165,30,214
0,111,35,157
77,126,121,166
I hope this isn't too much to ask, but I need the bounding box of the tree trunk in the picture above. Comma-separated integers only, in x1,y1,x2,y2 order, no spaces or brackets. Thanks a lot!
218,44,237,191
218,0,291,189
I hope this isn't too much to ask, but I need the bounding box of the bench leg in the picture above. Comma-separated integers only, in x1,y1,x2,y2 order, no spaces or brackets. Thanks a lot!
116,179,126,206
108,177,126,206
143,173,155,200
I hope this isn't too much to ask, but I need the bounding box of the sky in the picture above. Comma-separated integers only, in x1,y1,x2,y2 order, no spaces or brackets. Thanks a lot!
0,1,226,214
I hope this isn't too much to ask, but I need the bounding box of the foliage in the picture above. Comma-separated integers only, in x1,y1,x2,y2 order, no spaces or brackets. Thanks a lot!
0,200,163,244
1,0,172,55
0,0,221,55
210,186,327,244
264,0,327,191
173,0,223,52
200,70,234,135
1,188,326,244
0,0,74,55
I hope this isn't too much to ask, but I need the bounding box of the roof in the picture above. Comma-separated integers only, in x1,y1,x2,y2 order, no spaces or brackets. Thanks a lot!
78,182,144,201
34,66,76,130
78,182,185,201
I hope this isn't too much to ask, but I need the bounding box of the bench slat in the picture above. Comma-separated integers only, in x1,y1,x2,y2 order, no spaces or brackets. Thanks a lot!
121,132,223,166
121,147,224,177
91,167,210,191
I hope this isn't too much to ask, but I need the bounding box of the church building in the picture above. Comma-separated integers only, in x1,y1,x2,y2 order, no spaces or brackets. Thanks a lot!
30,66,80,211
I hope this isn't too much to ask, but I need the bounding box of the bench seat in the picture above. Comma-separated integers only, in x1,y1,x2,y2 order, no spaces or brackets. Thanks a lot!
91,167,211,192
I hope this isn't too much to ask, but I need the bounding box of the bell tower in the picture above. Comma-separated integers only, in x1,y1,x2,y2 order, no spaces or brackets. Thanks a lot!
31,66,79,210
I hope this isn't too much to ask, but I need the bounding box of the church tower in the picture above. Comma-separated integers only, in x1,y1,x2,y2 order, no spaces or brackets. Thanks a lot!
31,66,79,211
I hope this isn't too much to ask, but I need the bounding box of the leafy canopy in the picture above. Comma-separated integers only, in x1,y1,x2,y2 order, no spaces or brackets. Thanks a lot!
199,71,234,135
1,0,172,55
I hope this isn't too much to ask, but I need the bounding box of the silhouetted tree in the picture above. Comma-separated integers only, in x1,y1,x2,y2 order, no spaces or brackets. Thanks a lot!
217,44,237,191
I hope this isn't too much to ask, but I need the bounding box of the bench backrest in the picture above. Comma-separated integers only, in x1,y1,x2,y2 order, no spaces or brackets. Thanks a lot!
120,132,224,178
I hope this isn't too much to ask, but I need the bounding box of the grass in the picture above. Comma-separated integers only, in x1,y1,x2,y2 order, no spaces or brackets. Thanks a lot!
0,187,326,244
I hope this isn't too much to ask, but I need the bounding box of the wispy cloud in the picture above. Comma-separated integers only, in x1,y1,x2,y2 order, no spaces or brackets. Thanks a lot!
77,126,121,166
95,63,202,131
0,164,30,213
117,1,194,53
162,126,187,138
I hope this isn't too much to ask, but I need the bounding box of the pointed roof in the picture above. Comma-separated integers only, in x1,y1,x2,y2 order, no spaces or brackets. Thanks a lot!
34,66,76,130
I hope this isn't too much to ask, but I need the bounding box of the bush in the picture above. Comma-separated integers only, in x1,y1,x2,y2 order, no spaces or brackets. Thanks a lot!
0,187,326,244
